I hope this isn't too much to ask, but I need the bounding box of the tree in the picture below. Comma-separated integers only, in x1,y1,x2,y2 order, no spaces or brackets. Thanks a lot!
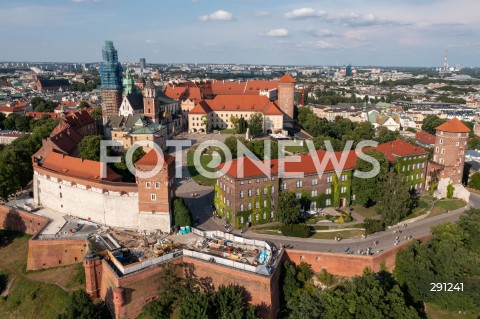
212,284,257,319
468,172,480,190
467,136,480,150
90,106,102,120
422,115,446,135
78,135,103,161
178,290,211,319
277,191,301,225
248,112,263,137
0,112,6,129
31,97,57,112
352,149,389,207
173,197,193,227
446,183,454,199
78,101,91,109
237,117,247,134
376,173,413,225
288,287,325,319
376,127,400,144
113,147,146,182
57,290,103,319
322,271,421,319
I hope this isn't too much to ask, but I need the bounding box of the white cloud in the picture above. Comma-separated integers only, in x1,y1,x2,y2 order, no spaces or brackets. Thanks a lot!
310,29,335,37
199,10,235,22
285,8,326,20
72,0,86,2
266,28,289,37
331,13,409,27
299,40,333,49
145,39,156,44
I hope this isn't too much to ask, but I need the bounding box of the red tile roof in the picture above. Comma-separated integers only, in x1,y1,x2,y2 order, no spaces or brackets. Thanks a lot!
190,100,212,114
135,149,175,167
262,102,284,116
435,118,471,133
278,74,296,84
40,152,121,181
415,131,435,145
373,139,428,161
221,139,427,178
27,112,62,119
202,95,281,113
220,149,358,178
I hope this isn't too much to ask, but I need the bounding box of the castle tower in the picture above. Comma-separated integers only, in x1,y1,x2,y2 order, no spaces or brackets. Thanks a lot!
277,74,296,120
100,41,123,123
431,118,470,184
143,78,159,123
122,66,138,96
113,287,125,319
134,150,175,232
83,249,102,299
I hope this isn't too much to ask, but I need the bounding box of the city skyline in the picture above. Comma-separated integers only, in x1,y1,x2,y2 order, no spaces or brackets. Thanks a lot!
1,0,480,67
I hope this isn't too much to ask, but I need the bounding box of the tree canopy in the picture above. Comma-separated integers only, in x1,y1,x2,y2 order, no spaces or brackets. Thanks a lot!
57,290,104,319
173,197,193,227
248,112,263,137
352,149,390,207
78,135,103,161
277,191,301,225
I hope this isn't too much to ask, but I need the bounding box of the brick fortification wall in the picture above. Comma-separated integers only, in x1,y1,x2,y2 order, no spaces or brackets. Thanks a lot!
0,205,49,235
92,256,282,319
285,236,431,277
27,239,89,271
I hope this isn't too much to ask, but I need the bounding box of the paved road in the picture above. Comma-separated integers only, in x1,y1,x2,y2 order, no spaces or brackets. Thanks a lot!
185,191,480,255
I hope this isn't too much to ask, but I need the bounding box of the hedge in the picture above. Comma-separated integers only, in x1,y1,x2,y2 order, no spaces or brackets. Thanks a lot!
280,224,312,238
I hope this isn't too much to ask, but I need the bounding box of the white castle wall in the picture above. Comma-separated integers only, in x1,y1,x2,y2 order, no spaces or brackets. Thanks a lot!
33,172,171,231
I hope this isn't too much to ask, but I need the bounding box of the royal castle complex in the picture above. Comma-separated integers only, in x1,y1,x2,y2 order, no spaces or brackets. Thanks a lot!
0,41,473,319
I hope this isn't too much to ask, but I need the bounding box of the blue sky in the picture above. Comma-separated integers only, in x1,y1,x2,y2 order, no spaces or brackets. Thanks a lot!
1,0,479,67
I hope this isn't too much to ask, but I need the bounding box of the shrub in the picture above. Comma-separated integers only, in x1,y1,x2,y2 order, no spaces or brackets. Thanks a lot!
364,218,385,235
447,183,454,199
280,224,312,238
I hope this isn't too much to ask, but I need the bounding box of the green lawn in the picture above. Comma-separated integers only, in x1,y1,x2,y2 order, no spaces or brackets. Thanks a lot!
352,205,379,219
310,229,365,240
186,146,219,186
0,230,86,319
218,129,237,134
430,199,467,217
285,144,308,154
425,303,478,319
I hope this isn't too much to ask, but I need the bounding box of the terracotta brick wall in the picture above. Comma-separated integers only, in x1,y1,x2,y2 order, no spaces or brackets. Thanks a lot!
26,239,88,270
0,205,49,235
96,256,281,319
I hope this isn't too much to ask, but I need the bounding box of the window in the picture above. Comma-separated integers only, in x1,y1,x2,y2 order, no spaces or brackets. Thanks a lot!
326,176,332,183
248,203,252,210
240,181,244,185
310,202,317,210
151,194,157,201
255,214,259,221
341,186,347,194
282,182,287,190
263,212,267,220
296,193,301,199
440,139,443,144
240,204,244,211
240,191,244,198
296,180,302,188
311,190,317,197
248,189,252,197
256,188,260,195
240,217,244,224
255,202,259,209
312,179,318,185
264,199,267,207
248,180,252,184
146,182,151,188
256,179,259,183
341,175,348,182
326,199,331,206
264,187,267,195
155,182,160,189
326,188,332,195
